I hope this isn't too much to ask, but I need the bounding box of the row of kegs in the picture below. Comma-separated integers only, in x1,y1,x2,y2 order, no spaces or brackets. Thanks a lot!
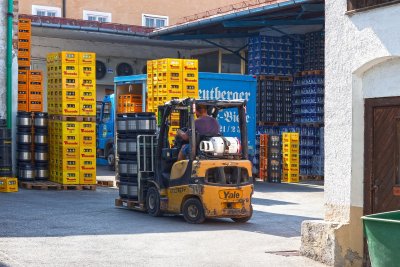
117,112,157,199
0,119,12,176
16,112,49,181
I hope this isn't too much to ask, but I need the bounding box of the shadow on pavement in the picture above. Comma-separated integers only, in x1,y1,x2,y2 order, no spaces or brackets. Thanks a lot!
0,186,321,239
254,181,324,193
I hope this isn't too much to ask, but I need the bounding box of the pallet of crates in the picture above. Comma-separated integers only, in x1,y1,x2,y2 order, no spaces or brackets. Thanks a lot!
18,18,31,69
259,134,268,181
282,132,300,183
268,135,282,183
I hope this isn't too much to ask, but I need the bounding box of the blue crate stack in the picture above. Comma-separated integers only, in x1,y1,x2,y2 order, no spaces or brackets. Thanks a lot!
252,31,325,181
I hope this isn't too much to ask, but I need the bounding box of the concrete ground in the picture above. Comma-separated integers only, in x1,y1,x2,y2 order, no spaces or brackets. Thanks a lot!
0,166,326,267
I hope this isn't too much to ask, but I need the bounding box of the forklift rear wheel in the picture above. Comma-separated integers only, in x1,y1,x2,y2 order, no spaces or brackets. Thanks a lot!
146,187,162,216
231,205,253,223
107,152,115,171
182,198,205,224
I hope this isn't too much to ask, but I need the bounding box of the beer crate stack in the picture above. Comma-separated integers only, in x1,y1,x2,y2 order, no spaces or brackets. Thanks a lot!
146,58,199,146
17,18,44,113
0,123,17,193
258,134,268,181
282,132,300,183
47,51,97,187
268,135,282,183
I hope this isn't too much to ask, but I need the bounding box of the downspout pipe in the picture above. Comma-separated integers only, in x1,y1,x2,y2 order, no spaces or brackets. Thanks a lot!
6,0,13,129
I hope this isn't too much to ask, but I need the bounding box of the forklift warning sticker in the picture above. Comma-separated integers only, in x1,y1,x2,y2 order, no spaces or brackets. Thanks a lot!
218,190,243,200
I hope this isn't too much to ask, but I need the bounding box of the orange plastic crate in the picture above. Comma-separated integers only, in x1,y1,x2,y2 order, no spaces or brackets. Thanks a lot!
18,100,29,111
29,89,43,101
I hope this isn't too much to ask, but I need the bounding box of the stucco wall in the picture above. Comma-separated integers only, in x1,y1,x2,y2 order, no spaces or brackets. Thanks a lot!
325,0,400,222
301,2,400,266
19,0,239,25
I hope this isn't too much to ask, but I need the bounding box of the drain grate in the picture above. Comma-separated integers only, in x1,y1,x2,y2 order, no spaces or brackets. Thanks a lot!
265,250,300,257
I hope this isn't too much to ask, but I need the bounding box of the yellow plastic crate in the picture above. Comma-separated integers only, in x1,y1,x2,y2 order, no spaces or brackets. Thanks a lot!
60,159,80,172
183,59,198,72
282,132,299,143
79,65,95,79
61,121,79,135
79,78,96,91
60,134,79,147
59,64,79,78
0,177,18,193
59,171,79,185
79,134,95,147
183,71,199,83
80,147,96,158
79,52,96,65
182,83,199,97
80,170,96,185
157,72,182,84
61,77,79,91
80,122,96,136
60,102,80,116
79,159,96,172
60,145,79,159
157,58,182,72
60,90,79,102
80,91,95,102
59,51,79,65
80,102,96,116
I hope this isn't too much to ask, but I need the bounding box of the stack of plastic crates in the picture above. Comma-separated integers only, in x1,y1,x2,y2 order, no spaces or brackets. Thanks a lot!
282,133,300,183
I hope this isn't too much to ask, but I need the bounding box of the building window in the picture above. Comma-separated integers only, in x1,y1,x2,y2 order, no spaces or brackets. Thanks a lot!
142,14,168,28
348,0,400,11
32,5,61,17
83,10,111,23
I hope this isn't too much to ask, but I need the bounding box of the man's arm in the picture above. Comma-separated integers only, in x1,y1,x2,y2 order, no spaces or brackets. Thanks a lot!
177,129,189,141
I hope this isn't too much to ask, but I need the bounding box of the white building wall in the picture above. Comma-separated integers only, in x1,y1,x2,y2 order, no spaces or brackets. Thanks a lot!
325,0,400,221
302,1,400,266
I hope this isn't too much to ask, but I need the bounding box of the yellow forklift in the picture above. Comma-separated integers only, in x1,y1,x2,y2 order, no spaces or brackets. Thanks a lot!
119,98,253,223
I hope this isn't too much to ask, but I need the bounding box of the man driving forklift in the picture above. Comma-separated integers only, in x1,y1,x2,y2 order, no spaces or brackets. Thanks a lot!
176,104,220,161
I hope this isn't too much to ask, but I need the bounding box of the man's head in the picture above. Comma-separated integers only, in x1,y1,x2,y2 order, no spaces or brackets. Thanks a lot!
195,104,208,117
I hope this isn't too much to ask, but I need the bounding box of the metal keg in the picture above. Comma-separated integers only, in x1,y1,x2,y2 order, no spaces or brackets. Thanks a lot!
126,117,137,132
18,146,32,162
117,115,127,132
34,112,48,128
118,182,128,198
118,139,137,154
34,129,48,145
127,183,138,199
118,160,138,176
34,146,49,162
17,131,32,145
135,113,156,132
126,139,138,153
18,163,35,181
35,164,49,180
17,112,32,128
117,139,128,154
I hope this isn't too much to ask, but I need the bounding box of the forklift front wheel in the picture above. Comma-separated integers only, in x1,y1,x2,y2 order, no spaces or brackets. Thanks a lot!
182,198,205,224
146,187,162,217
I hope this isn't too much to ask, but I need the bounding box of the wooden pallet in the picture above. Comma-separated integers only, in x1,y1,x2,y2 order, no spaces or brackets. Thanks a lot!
60,184,97,190
20,181,62,190
97,180,114,187
115,198,145,211
300,175,324,181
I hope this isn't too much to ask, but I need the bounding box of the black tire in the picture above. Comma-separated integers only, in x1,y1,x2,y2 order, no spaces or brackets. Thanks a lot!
107,152,115,171
231,205,253,223
146,187,162,216
182,198,205,224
